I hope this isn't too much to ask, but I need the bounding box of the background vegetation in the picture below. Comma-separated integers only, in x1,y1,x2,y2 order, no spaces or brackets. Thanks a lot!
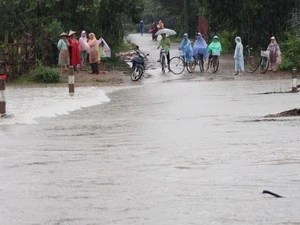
0,0,300,79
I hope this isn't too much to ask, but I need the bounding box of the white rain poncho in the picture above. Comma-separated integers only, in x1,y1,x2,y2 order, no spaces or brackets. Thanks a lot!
98,38,111,58
234,36,244,72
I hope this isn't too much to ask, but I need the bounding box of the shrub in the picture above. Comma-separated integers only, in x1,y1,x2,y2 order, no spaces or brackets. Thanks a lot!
279,33,300,71
33,66,60,83
218,30,237,54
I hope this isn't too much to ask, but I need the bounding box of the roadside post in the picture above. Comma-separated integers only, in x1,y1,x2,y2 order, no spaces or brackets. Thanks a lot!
292,68,298,93
68,66,75,96
0,75,7,116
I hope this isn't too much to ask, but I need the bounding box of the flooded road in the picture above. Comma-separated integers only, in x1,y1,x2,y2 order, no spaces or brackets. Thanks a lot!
1,34,300,225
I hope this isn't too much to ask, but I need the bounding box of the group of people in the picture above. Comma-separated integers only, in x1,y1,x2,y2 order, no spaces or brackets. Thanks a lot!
157,32,222,71
156,31,281,75
57,30,111,74
233,35,281,75
149,20,164,41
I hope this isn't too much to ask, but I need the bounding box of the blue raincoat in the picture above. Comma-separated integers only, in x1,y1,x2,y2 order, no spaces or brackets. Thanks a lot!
193,34,207,60
180,33,193,62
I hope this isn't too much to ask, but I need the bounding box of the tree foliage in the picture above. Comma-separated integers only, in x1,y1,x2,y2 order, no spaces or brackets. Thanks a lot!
0,0,144,65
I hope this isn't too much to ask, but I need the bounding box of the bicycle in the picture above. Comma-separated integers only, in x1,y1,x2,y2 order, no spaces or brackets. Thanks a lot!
206,54,219,73
194,53,204,73
244,46,269,74
169,51,195,74
159,49,169,73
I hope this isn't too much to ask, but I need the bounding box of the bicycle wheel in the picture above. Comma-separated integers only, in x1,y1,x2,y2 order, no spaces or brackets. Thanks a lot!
210,57,219,73
131,65,143,81
244,56,259,73
169,56,185,74
186,56,196,73
198,54,204,72
259,57,269,74
161,55,166,73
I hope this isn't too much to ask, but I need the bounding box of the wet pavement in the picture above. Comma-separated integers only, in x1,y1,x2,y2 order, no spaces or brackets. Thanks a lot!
0,34,300,225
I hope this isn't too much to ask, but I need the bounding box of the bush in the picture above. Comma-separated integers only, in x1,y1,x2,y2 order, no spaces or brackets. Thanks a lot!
279,33,300,71
218,30,237,54
33,66,60,83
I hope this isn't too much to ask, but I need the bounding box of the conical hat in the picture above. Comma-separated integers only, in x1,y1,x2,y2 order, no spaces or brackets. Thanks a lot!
68,30,76,36
60,32,68,37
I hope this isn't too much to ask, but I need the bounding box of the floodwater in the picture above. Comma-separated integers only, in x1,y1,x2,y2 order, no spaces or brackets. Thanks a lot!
1,34,300,225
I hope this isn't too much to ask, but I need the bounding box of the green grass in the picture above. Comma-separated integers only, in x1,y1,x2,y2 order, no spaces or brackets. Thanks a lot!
10,76,37,85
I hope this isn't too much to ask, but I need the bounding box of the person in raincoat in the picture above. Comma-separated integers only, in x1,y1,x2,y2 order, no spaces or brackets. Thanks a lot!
79,30,90,71
139,21,145,35
207,35,222,69
267,36,281,72
193,32,207,61
68,30,81,71
233,36,244,75
88,33,99,74
179,33,193,64
98,37,111,74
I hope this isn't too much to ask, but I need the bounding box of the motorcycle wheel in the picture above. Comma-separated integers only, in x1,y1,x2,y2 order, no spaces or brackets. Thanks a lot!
131,65,144,81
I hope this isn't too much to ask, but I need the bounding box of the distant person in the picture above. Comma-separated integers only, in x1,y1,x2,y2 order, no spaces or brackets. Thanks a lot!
68,30,81,71
267,36,281,72
179,33,193,65
139,21,144,35
57,32,69,72
150,22,158,41
79,30,89,71
157,33,171,70
193,32,208,61
157,20,164,30
88,33,99,74
233,36,244,75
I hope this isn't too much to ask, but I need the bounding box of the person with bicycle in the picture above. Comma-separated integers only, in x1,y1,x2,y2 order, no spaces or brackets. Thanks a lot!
179,33,193,66
193,33,207,61
207,35,222,70
157,33,171,69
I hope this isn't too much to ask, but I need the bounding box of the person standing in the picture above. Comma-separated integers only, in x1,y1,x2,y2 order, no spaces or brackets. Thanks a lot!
267,36,281,72
88,33,99,74
180,33,193,65
139,21,145,35
79,30,89,71
233,36,244,75
68,30,81,71
98,38,111,74
57,32,70,72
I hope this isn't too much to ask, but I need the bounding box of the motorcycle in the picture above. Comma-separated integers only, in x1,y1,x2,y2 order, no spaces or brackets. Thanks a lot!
131,46,149,81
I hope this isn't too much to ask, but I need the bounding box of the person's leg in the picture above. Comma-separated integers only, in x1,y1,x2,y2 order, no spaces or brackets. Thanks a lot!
90,63,95,74
103,62,107,73
95,63,99,74
272,63,278,72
